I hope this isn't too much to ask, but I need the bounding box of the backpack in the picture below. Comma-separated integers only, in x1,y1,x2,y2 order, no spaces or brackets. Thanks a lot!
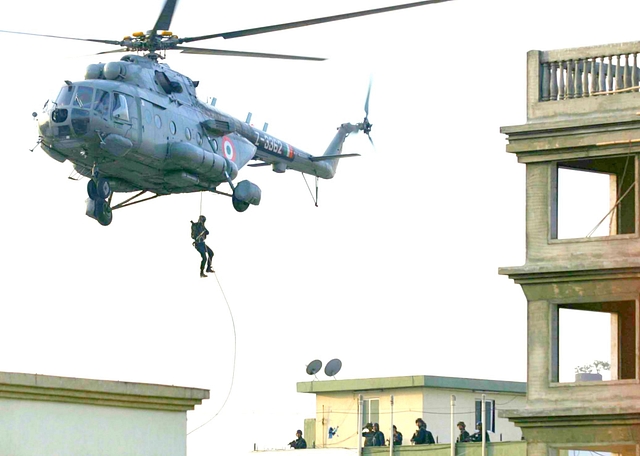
191,221,201,240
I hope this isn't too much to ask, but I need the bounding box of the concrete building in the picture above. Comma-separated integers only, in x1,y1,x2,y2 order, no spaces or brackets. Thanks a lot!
0,371,208,456
500,40,640,455
296,375,526,449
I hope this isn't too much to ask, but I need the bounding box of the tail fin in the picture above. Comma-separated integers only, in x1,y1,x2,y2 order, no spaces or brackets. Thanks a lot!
310,123,361,178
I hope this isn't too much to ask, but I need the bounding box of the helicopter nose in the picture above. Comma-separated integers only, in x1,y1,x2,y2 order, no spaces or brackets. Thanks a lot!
36,110,54,139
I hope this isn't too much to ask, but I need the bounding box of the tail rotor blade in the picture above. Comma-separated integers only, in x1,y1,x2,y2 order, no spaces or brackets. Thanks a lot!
362,77,374,150
364,76,372,117
367,133,375,149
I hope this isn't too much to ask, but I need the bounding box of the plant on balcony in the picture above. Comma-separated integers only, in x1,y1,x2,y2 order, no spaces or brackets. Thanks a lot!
574,360,610,382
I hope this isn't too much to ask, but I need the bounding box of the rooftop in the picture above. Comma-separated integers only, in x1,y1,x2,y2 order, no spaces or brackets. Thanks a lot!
297,375,526,394
0,371,209,412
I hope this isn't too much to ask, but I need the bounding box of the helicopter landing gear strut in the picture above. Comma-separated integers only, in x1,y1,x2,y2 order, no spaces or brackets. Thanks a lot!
85,170,113,226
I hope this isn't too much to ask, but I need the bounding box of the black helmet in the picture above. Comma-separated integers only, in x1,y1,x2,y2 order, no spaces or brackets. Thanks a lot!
198,215,206,223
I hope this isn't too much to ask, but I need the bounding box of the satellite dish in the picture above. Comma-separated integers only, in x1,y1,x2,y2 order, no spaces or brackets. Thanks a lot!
324,358,342,377
306,359,323,376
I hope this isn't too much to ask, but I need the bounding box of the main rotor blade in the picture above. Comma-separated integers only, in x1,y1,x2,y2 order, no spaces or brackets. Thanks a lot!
177,46,325,61
0,29,121,46
96,48,129,55
152,0,179,35
180,0,453,43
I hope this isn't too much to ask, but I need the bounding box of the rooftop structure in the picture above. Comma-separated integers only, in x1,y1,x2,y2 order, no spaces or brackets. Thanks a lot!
0,371,208,456
297,374,526,449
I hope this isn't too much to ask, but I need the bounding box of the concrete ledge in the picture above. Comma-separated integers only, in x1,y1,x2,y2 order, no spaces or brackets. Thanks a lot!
501,405,640,428
0,372,209,412
498,262,640,283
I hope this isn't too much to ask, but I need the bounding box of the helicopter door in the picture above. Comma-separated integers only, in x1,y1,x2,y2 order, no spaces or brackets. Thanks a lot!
141,99,167,160
112,92,140,146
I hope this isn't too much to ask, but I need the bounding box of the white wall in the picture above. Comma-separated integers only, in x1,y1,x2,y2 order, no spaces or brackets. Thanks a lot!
420,388,525,443
314,387,525,448
0,398,186,456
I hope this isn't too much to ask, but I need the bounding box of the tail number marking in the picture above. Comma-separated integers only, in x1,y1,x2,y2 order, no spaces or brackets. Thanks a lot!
256,133,294,159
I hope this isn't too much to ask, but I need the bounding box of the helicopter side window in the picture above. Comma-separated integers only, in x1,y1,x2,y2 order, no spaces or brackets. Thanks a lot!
93,89,110,117
73,86,94,109
55,85,74,106
112,92,130,122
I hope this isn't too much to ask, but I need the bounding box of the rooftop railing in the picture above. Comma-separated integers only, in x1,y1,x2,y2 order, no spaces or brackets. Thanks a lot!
527,41,640,120
541,53,640,102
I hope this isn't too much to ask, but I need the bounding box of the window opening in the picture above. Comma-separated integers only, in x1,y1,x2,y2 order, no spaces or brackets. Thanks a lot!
552,156,636,239
113,93,130,122
474,399,496,432
93,89,110,117
361,398,379,427
552,301,636,383
170,121,177,135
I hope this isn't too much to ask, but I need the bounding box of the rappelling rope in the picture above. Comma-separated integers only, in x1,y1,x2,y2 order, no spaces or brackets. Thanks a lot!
187,271,237,436
199,191,203,217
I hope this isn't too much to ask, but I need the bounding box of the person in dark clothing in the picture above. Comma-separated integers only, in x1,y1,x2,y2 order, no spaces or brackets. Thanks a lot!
469,422,490,443
423,423,435,444
392,425,403,446
457,421,470,443
362,423,375,447
372,423,385,446
191,215,214,278
410,418,435,445
289,430,307,449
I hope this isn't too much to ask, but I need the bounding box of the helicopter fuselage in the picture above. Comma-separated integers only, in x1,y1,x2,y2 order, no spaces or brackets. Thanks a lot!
39,55,339,190
35,54,360,223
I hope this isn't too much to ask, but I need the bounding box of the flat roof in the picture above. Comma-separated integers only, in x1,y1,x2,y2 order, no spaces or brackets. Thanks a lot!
297,375,526,395
0,371,209,412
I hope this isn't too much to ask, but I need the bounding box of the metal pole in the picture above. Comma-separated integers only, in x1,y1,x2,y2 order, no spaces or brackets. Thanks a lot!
481,394,486,456
450,395,456,456
390,395,394,456
358,395,363,456
323,404,326,448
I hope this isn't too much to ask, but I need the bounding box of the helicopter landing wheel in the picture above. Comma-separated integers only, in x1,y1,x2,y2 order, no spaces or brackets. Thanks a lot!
95,199,113,226
87,179,99,200
232,196,250,212
96,178,111,199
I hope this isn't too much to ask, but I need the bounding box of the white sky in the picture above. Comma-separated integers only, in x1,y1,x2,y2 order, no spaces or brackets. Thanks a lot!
0,0,638,454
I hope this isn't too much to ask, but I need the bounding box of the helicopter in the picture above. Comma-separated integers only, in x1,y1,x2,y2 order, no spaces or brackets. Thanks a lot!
3,0,451,226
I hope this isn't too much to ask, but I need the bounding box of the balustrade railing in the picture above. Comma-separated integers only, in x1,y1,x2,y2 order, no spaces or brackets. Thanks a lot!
540,48,640,102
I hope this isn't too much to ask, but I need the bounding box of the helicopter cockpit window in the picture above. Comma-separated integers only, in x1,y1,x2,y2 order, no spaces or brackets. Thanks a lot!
112,92,131,122
93,89,110,117
55,85,74,106
73,86,94,109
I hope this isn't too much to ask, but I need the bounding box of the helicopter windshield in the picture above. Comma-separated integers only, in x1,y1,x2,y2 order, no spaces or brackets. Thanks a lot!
73,86,93,109
55,85,74,106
